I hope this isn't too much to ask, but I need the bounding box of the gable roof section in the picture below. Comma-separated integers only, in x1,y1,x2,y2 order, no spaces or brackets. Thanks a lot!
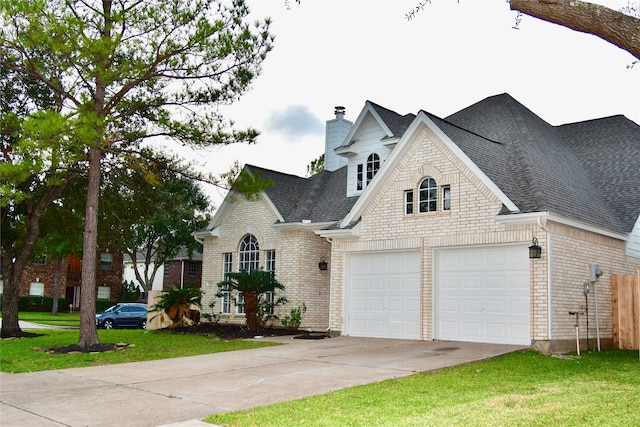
338,111,521,228
369,101,416,141
557,115,640,233
246,164,359,224
444,94,638,234
336,100,415,152
201,94,639,239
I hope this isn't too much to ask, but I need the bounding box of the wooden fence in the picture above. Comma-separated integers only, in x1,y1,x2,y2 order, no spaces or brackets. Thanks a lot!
612,270,640,350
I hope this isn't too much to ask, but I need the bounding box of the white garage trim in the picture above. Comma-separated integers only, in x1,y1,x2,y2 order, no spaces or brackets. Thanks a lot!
435,245,531,345
344,250,421,339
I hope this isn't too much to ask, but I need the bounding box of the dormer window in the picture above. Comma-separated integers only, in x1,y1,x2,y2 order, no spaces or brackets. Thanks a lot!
419,177,437,213
356,153,381,192
366,153,380,185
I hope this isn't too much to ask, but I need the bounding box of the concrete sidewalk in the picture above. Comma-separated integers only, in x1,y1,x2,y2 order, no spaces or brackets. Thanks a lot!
0,319,79,330
1,335,526,427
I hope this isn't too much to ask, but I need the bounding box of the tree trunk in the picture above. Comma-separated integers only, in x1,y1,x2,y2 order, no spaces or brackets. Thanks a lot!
510,0,640,59
244,291,259,330
51,258,62,316
78,146,101,348
0,273,22,338
1,184,66,338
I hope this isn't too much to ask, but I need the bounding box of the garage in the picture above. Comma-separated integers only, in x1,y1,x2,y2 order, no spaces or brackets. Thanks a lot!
435,245,530,345
346,251,421,339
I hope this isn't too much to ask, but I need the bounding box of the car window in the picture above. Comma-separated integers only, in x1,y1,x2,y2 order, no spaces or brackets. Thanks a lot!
119,306,131,313
131,306,146,313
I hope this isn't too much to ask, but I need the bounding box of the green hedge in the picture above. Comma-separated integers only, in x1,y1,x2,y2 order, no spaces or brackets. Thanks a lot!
0,296,119,313
95,299,115,312
17,296,72,312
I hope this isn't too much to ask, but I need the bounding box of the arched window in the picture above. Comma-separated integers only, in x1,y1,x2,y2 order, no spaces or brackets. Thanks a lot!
239,234,260,272
419,177,437,213
366,153,380,185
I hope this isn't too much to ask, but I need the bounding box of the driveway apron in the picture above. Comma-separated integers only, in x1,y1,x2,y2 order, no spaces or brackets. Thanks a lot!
0,336,525,427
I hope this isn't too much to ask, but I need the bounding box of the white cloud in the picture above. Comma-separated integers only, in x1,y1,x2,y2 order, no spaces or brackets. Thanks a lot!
264,104,325,139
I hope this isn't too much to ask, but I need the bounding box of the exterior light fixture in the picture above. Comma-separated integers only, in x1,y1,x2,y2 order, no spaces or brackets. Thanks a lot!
529,237,542,259
318,257,328,271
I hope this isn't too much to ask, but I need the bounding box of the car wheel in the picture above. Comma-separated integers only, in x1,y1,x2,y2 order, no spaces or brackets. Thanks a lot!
141,320,147,330
103,319,114,329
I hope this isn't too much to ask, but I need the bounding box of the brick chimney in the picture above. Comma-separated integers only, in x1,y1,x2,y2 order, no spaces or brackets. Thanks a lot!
324,106,352,171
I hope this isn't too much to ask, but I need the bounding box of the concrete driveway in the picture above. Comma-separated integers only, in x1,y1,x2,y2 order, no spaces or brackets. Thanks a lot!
1,335,526,427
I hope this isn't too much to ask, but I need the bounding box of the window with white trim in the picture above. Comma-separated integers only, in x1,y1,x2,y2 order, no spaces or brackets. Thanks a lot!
356,164,363,191
100,252,113,270
404,190,414,215
221,253,232,314
239,234,259,272
419,177,437,213
442,185,451,211
188,261,196,277
29,282,44,296
264,250,276,315
97,286,110,300
366,153,380,185
237,234,260,314
32,254,46,265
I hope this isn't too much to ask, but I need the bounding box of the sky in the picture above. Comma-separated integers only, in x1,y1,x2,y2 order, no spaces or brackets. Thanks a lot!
185,0,640,207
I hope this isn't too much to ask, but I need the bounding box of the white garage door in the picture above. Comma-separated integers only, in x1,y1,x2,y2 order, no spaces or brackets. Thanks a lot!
436,245,530,345
347,251,420,339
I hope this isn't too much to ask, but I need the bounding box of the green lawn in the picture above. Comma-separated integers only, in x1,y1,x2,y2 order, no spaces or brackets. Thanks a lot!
19,311,81,327
0,328,278,373
206,349,640,427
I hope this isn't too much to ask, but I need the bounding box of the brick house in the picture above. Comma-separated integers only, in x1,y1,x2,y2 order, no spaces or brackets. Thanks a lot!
195,94,640,353
7,248,123,309
122,249,203,294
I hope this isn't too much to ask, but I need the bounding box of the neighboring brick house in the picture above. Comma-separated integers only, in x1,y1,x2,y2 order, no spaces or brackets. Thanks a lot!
123,249,203,293
162,250,203,289
7,248,123,309
195,94,640,353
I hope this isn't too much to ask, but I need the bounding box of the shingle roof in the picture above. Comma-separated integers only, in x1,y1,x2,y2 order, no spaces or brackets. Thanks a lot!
441,93,640,234
368,101,416,138
245,164,359,224
237,94,638,236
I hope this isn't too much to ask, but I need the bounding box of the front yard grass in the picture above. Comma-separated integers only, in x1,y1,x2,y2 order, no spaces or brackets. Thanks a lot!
206,349,640,427
18,311,81,327
0,329,277,373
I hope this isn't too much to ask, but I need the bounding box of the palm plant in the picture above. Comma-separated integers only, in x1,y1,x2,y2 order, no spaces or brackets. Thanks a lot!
217,269,287,330
150,285,203,327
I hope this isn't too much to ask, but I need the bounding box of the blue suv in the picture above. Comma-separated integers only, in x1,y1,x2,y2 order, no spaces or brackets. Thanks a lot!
95,303,148,329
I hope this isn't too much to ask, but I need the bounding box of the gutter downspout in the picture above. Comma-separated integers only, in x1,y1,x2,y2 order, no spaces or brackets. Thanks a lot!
537,216,552,342
180,259,185,289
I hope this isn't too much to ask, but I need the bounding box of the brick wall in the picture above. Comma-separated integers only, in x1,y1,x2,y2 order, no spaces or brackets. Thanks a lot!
163,259,203,289
200,194,331,331
543,222,640,353
326,125,640,350
15,248,123,306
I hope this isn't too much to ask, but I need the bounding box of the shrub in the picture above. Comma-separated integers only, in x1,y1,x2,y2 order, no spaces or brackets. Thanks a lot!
281,303,307,330
17,296,71,312
121,280,141,302
150,285,203,327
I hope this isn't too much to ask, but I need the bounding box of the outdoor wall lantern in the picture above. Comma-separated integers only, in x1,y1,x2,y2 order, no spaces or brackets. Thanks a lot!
529,237,542,259
318,257,328,271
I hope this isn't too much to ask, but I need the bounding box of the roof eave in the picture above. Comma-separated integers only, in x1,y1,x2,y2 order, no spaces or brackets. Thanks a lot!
495,211,628,241
315,222,361,238
272,221,337,232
